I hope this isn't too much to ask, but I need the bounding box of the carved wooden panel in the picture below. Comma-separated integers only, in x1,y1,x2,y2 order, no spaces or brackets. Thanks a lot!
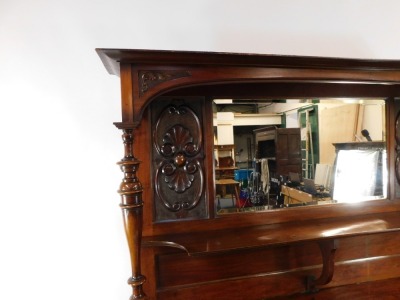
152,98,207,221
139,70,191,96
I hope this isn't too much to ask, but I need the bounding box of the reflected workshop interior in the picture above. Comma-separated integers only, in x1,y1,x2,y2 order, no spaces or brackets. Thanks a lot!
214,98,387,214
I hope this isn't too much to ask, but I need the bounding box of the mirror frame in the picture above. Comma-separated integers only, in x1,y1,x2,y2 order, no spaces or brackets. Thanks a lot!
97,48,400,233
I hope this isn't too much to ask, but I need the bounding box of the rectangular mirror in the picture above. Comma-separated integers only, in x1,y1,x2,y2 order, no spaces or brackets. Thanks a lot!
213,98,387,214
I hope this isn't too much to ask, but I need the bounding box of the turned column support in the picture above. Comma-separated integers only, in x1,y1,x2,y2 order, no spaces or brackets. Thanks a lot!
117,126,146,299
305,239,337,293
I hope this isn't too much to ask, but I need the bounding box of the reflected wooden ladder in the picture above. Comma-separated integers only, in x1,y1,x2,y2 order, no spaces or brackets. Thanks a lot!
299,107,315,179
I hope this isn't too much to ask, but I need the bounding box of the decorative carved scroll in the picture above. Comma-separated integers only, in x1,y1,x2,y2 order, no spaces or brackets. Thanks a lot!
117,128,146,299
139,70,191,95
152,103,206,220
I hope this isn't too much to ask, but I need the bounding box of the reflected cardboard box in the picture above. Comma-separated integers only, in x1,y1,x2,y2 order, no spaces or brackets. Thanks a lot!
281,185,313,205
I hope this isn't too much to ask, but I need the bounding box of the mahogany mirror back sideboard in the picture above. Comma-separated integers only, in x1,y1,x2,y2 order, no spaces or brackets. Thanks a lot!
97,48,400,299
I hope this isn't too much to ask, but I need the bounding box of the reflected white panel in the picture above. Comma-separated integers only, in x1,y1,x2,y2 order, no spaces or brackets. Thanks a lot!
333,149,386,203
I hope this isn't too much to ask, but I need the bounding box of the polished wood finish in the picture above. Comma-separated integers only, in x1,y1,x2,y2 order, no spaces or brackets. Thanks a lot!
96,49,400,299
151,231,400,299
117,128,146,299
281,277,400,299
142,211,400,255
305,239,337,293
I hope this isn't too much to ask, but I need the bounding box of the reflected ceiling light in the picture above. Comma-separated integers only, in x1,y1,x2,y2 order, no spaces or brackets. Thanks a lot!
214,99,233,104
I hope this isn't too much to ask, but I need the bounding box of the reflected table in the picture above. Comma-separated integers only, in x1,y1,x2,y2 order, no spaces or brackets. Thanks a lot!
215,179,241,208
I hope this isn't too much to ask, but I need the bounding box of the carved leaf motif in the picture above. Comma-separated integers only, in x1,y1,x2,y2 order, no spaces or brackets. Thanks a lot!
163,125,196,155
164,168,195,193
155,158,203,212
165,126,191,148
159,125,197,193
139,70,191,95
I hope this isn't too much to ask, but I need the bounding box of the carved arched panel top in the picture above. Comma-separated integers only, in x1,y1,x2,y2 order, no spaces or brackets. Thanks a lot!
139,70,191,96
131,65,400,129
139,67,400,99
153,105,202,158
98,49,400,129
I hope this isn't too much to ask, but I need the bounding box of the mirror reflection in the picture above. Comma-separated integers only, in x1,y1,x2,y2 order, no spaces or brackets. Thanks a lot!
213,99,387,214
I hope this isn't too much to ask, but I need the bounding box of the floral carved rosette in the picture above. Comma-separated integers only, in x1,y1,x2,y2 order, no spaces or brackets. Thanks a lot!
153,105,204,212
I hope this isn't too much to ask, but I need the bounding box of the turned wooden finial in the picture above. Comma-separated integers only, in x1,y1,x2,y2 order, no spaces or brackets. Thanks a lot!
118,128,146,299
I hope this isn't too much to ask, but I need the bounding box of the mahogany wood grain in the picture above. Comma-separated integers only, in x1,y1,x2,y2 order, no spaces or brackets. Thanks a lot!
156,243,322,288
154,232,400,289
203,97,216,219
119,64,135,123
280,277,400,299
155,258,400,300
96,48,400,74
143,212,400,256
305,240,337,293
164,82,400,99
98,48,400,126
118,128,146,299
154,250,400,299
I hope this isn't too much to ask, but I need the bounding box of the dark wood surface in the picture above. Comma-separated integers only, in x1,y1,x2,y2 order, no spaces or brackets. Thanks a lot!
277,277,400,299
152,231,400,299
96,48,400,76
143,211,400,256
154,244,400,300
